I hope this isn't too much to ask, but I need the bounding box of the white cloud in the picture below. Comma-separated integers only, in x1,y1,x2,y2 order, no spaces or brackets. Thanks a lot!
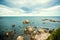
22,5,60,16
0,0,60,16
4,0,53,8
0,5,60,16
33,5,60,16
41,5,60,11
0,5,25,16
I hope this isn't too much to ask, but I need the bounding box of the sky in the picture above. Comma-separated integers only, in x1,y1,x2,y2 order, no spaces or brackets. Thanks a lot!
0,0,60,16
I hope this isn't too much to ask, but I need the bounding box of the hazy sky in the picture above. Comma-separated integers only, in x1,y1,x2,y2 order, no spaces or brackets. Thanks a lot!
0,0,60,16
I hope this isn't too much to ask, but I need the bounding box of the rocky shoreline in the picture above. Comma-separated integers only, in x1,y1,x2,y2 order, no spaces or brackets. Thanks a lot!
16,26,51,40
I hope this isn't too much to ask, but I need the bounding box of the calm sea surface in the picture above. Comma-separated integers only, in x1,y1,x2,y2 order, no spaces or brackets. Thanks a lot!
0,16,60,40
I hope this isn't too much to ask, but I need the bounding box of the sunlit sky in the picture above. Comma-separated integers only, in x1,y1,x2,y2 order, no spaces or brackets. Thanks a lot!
0,0,60,16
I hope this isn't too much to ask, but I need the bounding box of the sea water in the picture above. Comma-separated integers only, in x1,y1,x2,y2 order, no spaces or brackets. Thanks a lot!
0,16,60,40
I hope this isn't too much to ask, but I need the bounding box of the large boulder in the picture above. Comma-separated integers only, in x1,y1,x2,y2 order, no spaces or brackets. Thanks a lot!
16,36,24,40
23,19,30,24
24,26,34,35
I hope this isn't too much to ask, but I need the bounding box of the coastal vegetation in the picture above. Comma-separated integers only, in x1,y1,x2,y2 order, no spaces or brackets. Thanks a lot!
46,27,60,40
